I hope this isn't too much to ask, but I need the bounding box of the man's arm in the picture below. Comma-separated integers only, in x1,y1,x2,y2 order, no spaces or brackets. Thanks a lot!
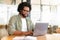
7,16,17,35
13,31,33,36
13,31,23,36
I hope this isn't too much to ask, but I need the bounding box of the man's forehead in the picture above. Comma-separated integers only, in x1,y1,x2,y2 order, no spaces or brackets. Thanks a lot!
23,7,29,11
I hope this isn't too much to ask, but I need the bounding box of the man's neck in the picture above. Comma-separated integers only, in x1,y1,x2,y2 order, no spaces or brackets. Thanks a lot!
19,14,26,18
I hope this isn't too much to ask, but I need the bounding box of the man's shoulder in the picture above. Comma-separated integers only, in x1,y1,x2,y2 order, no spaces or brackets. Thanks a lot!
10,15,19,20
26,17,32,22
26,17,31,20
11,15,18,18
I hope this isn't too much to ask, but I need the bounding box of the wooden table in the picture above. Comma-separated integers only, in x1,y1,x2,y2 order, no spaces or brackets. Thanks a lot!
2,34,60,40
1,35,46,40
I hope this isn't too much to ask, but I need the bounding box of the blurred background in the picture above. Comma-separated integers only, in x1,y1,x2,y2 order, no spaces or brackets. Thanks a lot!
0,0,60,33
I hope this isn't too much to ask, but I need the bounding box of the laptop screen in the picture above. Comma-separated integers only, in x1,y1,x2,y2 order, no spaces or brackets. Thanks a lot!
33,23,48,36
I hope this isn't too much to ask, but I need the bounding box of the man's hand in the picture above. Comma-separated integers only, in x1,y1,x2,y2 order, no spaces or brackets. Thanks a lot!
23,31,33,36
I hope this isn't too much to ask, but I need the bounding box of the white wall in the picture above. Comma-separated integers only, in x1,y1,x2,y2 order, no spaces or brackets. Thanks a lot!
0,4,18,24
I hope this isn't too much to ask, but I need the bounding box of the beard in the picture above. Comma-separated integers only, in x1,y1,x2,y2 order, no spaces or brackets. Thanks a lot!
20,13,29,18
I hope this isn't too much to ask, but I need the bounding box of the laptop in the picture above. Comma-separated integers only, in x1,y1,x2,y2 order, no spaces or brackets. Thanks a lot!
33,23,48,36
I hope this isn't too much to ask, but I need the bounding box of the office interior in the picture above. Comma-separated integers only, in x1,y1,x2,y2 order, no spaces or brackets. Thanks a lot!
0,0,60,39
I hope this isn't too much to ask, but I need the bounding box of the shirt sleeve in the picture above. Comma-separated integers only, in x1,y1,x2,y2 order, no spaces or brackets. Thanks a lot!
30,20,35,31
29,18,35,31
7,16,17,35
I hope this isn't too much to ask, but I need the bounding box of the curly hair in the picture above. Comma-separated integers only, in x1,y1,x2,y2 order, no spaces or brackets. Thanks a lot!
17,2,31,12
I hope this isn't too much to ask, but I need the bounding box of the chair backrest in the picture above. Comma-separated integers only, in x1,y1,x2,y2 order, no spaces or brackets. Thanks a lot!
0,25,8,39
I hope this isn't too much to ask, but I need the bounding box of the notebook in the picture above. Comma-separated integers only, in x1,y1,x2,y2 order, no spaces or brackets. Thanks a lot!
33,23,48,36
13,36,37,40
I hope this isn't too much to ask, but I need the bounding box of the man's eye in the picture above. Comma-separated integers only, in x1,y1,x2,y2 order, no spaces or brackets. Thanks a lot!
24,10,29,12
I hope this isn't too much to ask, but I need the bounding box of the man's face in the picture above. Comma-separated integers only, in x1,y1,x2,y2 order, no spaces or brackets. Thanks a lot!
20,6,30,18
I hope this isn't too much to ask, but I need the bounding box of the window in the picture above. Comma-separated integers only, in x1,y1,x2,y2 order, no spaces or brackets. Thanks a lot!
31,0,40,24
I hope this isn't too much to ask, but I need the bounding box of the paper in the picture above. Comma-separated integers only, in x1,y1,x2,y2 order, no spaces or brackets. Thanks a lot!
13,36,37,40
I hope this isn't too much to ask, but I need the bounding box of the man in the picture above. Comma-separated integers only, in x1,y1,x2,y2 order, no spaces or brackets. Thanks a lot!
8,2,34,36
